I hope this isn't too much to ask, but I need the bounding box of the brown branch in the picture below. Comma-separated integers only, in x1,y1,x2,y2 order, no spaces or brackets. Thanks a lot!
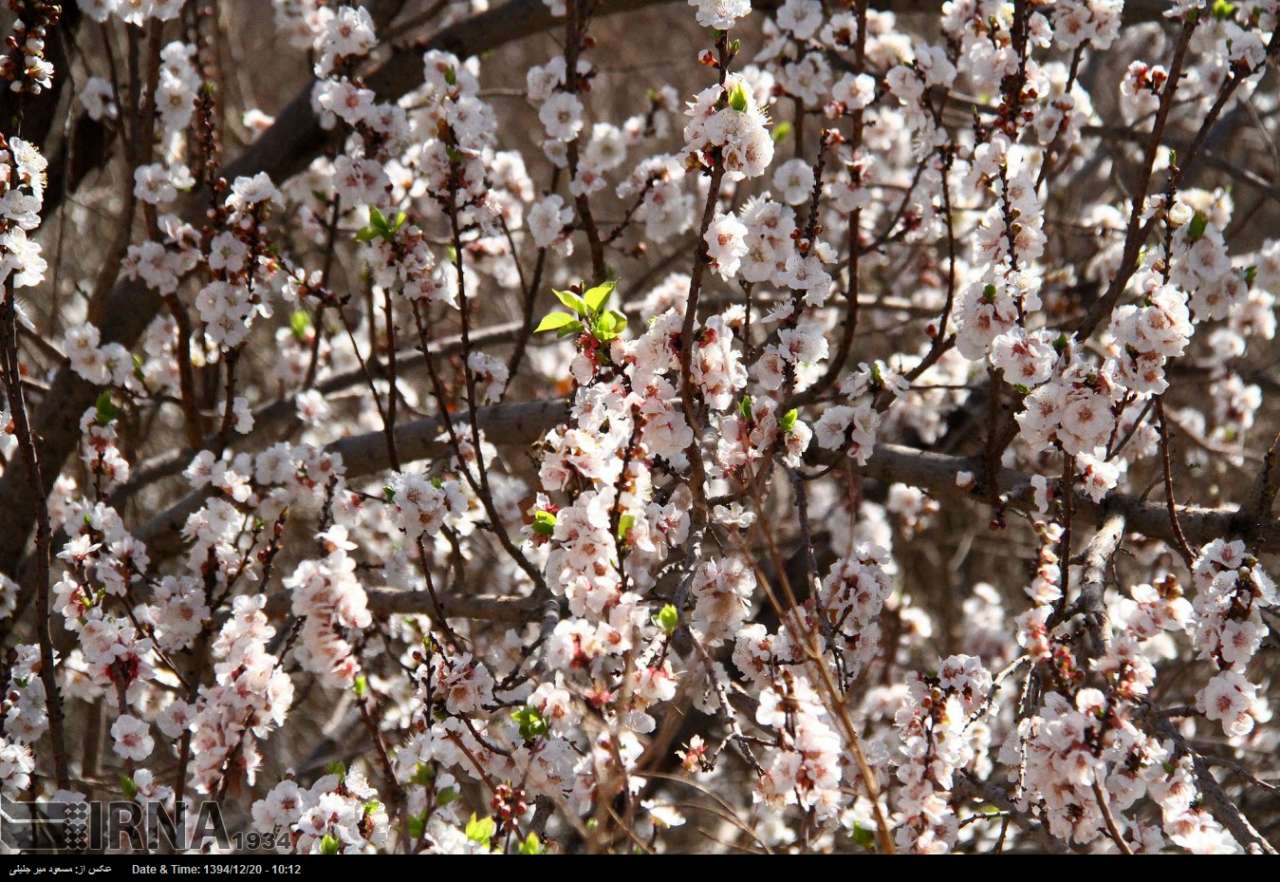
1151,713,1279,855
137,394,1280,554
1155,397,1197,569
0,276,70,791
1074,15,1197,342
1092,779,1134,855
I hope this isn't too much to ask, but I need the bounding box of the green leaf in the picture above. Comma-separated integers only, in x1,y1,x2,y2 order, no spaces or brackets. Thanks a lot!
779,408,798,433
444,65,457,86
320,833,341,855
408,811,427,840
1187,211,1208,242
728,81,750,113
654,603,679,635
120,774,138,800
977,804,1001,816
738,394,753,422
290,309,312,342
553,289,587,315
363,800,381,816
535,311,578,334
512,705,549,741
410,762,435,787
771,121,793,143
465,813,497,849
1212,0,1237,20
353,674,368,698
518,832,546,855
436,787,458,807
95,391,121,426
358,206,406,243
325,760,347,781
583,280,616,314
592,309,627,342
617,513,636,543
532,509,557,537
850,822,876,850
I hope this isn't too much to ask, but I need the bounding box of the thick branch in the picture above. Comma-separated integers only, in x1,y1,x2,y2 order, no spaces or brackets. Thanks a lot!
139,397,1268,555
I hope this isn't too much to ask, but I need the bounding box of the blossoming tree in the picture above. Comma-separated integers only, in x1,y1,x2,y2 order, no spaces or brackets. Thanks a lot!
1,0,1280,856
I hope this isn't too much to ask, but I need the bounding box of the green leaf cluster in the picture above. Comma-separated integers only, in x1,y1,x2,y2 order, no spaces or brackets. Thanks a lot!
517,832,546,854
653,603,679,635
356,206,408,243
512,705,549,741
95,391,121,426
535,280,627,343
531,509,558,537
465,813,497,849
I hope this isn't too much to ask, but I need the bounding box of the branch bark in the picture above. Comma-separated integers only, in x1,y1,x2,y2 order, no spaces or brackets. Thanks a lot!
138,396,1269,557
